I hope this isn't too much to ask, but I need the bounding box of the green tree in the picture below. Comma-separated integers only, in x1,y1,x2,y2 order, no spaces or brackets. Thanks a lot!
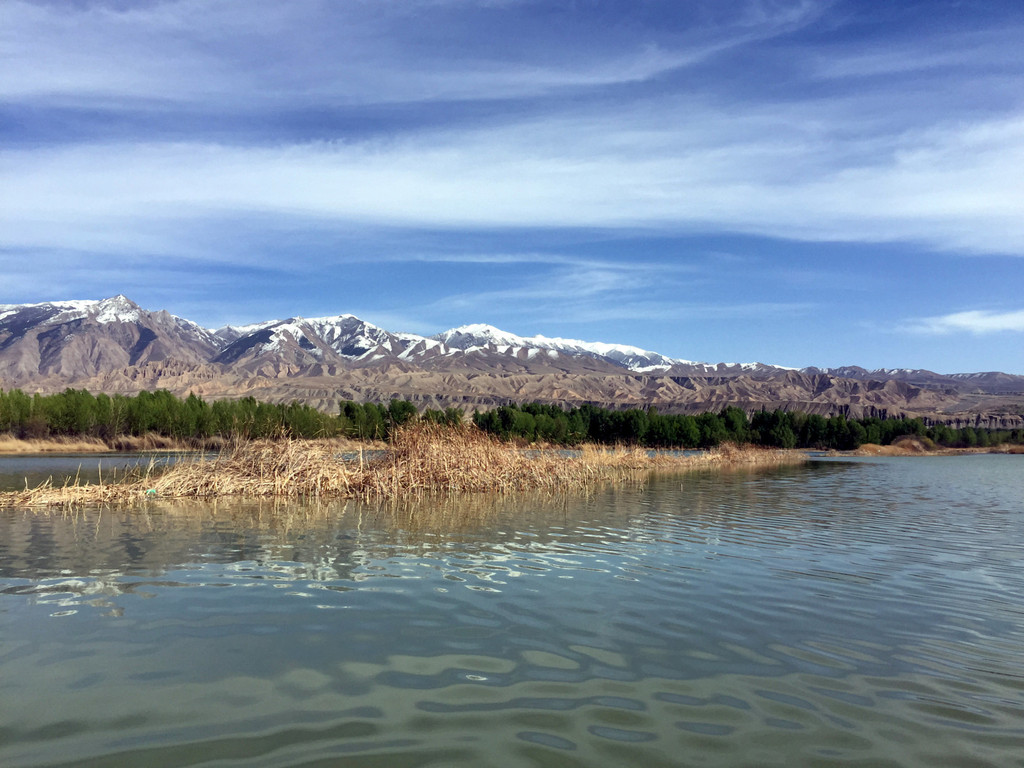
387,399,418,430
720,406,749,442
696,412,727,448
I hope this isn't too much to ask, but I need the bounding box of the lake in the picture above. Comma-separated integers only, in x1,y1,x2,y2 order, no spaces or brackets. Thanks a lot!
1,455,1022,767
0,452,197,492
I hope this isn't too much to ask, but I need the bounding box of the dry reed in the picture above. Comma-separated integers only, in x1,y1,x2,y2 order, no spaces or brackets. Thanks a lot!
0,424,807,509
0,434,112,454
0,432,227,454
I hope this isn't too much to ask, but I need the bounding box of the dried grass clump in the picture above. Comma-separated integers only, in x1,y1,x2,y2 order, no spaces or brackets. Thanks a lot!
703,442,807,467
577,443,655,469
148,439,357,498
0,458,162,507
354,423,605,498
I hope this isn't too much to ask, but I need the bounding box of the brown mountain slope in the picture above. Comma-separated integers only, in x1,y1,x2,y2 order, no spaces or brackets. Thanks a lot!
19,362,1020,430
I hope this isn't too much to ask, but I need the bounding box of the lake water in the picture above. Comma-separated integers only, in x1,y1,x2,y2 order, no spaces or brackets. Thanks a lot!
0,452,196,492
1,455,1022,767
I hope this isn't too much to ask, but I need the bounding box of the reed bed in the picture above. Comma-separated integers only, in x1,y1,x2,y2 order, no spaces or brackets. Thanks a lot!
700,441,809,468
1,424,806,509
357,424,607,498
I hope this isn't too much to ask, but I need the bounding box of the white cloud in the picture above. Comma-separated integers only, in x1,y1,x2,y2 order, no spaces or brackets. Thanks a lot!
1,0,822,106
4,106,1024,256
3,0,1023,271
904,309,1024,335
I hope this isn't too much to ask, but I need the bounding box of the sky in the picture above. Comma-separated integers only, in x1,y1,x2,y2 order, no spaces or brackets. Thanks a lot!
2,0,1023,374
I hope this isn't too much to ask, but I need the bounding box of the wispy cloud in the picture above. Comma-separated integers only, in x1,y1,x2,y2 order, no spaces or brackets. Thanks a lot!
2,0,822,106
4,108,1023,256
904,309,1024,335
813,26,1024,80
400,253,811,331
4,0,1023,257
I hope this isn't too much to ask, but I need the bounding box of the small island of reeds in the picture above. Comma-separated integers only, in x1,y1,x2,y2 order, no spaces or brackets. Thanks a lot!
1,423,806,509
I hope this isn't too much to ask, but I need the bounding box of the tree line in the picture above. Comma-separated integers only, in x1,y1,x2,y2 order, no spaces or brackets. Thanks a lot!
2,387,1020,450
0,388,461,442
472,402,1024,450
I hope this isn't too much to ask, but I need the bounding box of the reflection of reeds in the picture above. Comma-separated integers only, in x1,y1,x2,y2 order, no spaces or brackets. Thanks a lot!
1,424,806,509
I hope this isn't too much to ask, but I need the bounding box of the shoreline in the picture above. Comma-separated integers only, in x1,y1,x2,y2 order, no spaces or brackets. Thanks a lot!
837,439,1024,457
0,433,382,455
0,434,212,455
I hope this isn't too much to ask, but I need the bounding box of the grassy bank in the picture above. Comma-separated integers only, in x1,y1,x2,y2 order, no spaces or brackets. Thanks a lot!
848,435,1024,456
1,424,806,508
0,432,383,455
0,432,224,454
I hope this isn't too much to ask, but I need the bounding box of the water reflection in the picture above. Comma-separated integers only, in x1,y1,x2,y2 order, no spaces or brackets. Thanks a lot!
1,457,1023,767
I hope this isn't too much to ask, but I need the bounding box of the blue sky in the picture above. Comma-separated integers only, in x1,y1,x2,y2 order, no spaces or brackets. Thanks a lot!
2,0,1023,373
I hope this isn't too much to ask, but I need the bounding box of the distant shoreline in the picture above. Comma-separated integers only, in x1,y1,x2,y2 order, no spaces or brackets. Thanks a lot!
0,434,191,454
0,433,378,455
835,436,1024,457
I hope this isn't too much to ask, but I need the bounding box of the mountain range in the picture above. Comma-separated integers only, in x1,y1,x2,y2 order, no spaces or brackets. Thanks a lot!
2,296,1022,427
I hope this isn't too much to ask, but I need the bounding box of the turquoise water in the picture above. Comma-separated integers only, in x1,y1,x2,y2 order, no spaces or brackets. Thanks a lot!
1,455,1022,767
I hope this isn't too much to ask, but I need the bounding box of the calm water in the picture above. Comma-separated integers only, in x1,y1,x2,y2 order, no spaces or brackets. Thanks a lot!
0,452,195,492
1,455,1022,767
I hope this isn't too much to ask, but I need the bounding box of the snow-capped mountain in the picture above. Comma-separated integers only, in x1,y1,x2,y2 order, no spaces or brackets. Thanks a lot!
2,297,1022,424
0,295,220,379
0,295,141,330
0,296,791,380
430,324,682,372
214,314,447,370
212,318,695,374
3,295,1019,387
212,320,279,346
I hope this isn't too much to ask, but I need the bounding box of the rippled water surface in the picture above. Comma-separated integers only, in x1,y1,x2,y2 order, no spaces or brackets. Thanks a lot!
1,455,1023,767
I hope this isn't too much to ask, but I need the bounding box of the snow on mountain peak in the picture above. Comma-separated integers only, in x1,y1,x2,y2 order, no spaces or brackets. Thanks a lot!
434,324,526,349
304,312,360,325
35,295,143,325
211,316,699,371
0,299,93,323
92,295,142,324
430,324,683,371
526,333,673,364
